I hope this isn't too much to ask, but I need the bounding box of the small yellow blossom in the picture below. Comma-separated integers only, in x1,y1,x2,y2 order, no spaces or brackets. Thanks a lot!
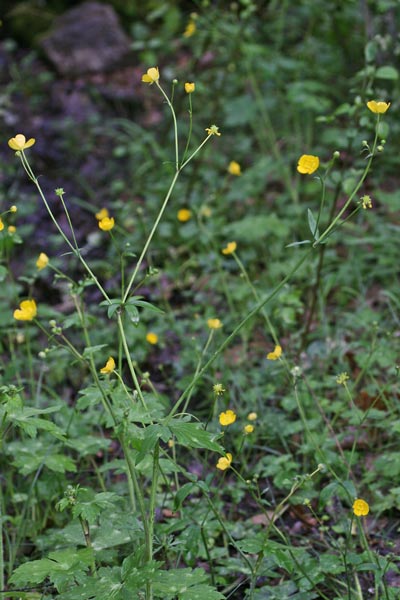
100,356,115,374
177,208,192,222
228,161,242,176
142,67,160,85
207,318,223,330
98,216,115,231
219,409,237,426
353,498,369,517
8,134,36,151
297,154,320,175
205,125,221,137
8,225,16,233
95,208,109,220
146,332,158,345
247,412,258,421
168,439,174,448
36,252,49,270
185,82,195,94
244,424,254,434
222,241,237,255
14,299,37,321
10,205,17,213
213,383,226,395
366,100,390,114
183,19,196,38
216,453,232,471
266,345,282,360
336,372,349,385
360,195,372,209
0,219,4,232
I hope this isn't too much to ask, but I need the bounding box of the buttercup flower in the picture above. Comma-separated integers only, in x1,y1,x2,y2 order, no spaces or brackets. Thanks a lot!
205,125,221,137
177,209,192,222
98,216,115,231
100,356,115,374
200,206,212,217
185,82,195,94
367,101,390,114
10,205,17,213
8,226,16,233
183,19,196,38
228,161,242,176
207,318,223,330
142,67,160,85
36,252,49,270
14,299,37,321
213,383,226,395
247,412,258,421
146,332,158,345
353,498,369,517
266,345,282,360
222,241,237,255
219,409,237,426
8,134,36,151
0,219,4,232
95,208,109,220
297,154,320,175
244,424,254,434
216,453,232,471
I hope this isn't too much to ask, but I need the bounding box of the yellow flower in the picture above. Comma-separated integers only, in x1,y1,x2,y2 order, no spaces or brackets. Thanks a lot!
219,409,237,426
244,424,254,434
185,82,195,94
183,19,196,37
266,345,282,360
297,154,320,175
216,453,232,471
213,383,225,395
222,241,237,255
100,356,115,374
207,318,222,330
95,208,109,220
8,225,16,233
177,208,192,222
353,498,369,517
0,218,4,232
247,412,258,421
367,100,390,114
146,332,158,345
142,67,160,85
8,134,36,151
228,161,242,176
98,216,115,231
14,299,37,321
205,125,221,137
10,205,17,213
36,252,49,270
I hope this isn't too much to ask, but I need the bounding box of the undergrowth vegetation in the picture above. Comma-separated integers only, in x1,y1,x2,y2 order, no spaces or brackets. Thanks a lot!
1,1,400,598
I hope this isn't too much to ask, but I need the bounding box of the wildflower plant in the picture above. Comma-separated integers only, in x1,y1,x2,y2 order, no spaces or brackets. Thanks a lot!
2,10,399,598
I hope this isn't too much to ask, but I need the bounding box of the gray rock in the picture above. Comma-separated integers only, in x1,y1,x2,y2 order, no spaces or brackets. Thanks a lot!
41,1,132,76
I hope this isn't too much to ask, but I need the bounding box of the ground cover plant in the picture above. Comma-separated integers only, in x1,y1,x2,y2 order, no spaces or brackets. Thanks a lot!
1,1,400,598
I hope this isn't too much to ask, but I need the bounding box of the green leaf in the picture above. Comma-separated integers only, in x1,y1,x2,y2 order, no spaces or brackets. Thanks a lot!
0,265,8,282
135,424,170,465
375,65,398,80
83,344,109,358
307,208,319,240
168,421,224,453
